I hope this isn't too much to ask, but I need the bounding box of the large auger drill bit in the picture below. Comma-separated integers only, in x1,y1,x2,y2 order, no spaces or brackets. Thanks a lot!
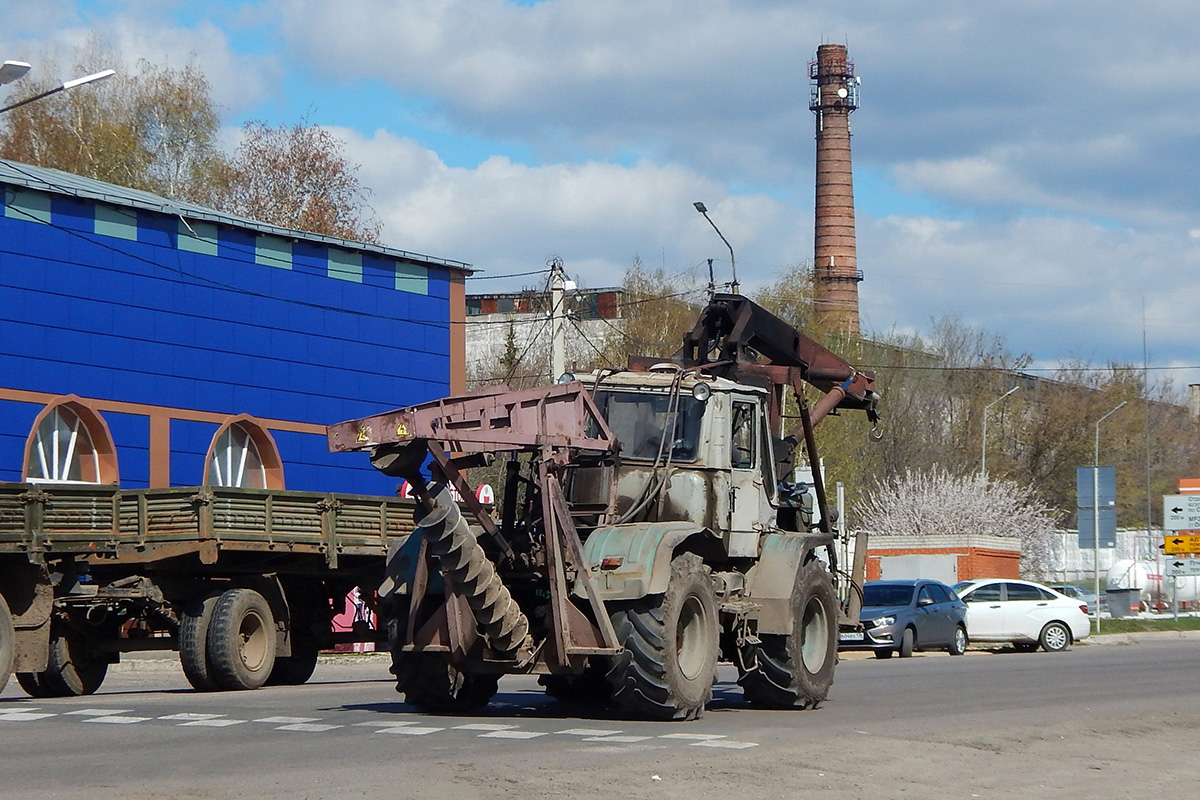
415,484,532,658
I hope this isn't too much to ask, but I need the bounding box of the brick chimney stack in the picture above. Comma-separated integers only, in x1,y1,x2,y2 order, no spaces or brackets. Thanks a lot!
810,44,863,337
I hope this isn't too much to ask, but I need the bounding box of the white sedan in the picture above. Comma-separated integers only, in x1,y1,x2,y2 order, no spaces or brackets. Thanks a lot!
951,579,1091,652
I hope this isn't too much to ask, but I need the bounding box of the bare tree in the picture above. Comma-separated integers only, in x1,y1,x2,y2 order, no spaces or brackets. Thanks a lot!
210,119,381,243
0,39,222,198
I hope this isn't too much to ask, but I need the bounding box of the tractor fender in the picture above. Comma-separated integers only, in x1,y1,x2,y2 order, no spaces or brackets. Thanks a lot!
573,522,717,602
744,532,833,635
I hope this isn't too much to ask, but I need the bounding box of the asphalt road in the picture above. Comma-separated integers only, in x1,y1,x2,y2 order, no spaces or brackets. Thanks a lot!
2,635,1198,799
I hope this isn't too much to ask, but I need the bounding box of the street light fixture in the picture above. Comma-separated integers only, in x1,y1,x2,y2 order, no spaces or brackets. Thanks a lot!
0,60,31,86
0,67,116,115
693,201,738,294
980,385,1019,476
1092,399,1127,633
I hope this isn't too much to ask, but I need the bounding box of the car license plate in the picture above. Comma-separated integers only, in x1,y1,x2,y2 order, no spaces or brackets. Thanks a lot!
839,631,864,642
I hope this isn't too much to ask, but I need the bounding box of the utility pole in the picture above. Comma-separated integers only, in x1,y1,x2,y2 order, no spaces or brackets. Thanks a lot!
549,258,566,382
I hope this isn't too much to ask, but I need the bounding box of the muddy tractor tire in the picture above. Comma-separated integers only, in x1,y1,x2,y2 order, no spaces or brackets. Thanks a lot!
0,595,12,696
739,561,838,709
607,552,719,721
207,588,277,691
179,591,223,691
393,652,499,713
39,622,110,697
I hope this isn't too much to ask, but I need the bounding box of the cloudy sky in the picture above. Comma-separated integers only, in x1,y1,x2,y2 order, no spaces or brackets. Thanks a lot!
4,1,1199,391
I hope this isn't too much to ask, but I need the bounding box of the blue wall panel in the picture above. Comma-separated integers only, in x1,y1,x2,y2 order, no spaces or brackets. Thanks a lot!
1,184,457,496
0,399,38,483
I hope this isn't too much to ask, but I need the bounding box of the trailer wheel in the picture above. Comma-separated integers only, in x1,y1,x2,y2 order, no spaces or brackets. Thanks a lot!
207,588,277,690
392,652,498,713
739,561,838,709
40,624,109,696
606,552,719,721
179,592,222,691
16,672,55,697
267,640,320,686
0,595,13,696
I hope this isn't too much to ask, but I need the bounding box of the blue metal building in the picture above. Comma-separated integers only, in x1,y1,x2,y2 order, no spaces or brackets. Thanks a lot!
0,158,471,495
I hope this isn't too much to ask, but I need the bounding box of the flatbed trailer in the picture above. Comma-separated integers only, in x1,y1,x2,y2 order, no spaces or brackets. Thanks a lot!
0,482,414,696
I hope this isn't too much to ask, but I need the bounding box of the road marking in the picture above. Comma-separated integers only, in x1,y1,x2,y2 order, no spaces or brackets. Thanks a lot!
354,721,419,728
0,706,43,713
556,728,623,737
478,730,548,739
657,733,725,741
691,739,759,749
374,726,445,735
0,712,56,721
65,709,133,716
179,718,247,727
157,713,226,721
254,716,319,724
276,723,343,732
583,735,652,743
83,715,152,724
453,723,518,731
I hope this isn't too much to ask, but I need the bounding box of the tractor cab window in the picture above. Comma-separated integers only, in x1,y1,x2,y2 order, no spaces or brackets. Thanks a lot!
591,390,703,462
731,401,756,469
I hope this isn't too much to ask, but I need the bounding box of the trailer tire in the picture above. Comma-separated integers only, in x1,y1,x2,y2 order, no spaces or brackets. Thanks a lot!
207,588,277,691
267,640,320,686
606,552,719,721
16,672,56,697
393,652,498,713
739,561,838,709
40,624,109,696
179,592,222,691
0,595,13,696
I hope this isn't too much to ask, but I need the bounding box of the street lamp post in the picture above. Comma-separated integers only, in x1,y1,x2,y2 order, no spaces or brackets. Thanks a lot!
1093,400,1127,632
981,385,1019,476
693,202,738,294
0,67,116,115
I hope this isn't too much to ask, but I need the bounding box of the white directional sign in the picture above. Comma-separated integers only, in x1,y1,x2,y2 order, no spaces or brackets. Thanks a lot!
1163,494,1200,531
1164,557,1200,577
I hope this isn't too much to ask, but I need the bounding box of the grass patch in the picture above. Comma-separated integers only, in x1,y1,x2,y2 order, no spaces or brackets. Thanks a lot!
1094,617,1200,634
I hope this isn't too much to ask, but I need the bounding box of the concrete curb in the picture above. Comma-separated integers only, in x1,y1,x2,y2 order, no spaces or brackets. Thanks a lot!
1085,629,1200,645
110,651,392,672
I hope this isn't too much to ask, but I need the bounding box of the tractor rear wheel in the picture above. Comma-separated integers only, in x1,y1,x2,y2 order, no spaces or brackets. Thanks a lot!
739,561,838,709
606,553,719,721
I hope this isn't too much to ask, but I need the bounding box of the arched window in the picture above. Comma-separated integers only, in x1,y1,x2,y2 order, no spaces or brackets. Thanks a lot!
204,416,284,490
23,398,119,484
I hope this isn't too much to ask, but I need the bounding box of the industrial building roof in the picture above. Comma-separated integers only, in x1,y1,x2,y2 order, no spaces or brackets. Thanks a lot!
0,157,473,273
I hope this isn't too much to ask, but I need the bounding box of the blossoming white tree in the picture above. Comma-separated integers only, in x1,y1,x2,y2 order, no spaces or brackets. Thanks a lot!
854,468,1061,579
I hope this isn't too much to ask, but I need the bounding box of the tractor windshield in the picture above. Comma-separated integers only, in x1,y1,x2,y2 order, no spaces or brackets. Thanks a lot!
591,390,703,462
